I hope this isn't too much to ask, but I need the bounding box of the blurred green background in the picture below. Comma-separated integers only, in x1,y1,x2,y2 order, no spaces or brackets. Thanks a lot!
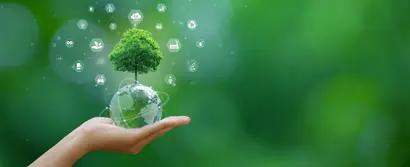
1,0,410,166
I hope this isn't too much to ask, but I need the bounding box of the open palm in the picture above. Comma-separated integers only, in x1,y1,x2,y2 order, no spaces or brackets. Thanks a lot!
81,116,191,154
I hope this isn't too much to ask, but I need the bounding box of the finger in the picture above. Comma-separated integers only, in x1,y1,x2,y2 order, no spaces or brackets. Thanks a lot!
129,127,172,154
132,116,190,141
132,116,189,143
88,117,113,124
129,116,190,152
96,117,114,124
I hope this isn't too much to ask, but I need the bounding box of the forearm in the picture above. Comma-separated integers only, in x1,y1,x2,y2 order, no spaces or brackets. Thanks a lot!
29,128,89,167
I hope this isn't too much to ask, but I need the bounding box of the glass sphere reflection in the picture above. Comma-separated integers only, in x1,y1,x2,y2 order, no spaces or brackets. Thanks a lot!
109,83,162,128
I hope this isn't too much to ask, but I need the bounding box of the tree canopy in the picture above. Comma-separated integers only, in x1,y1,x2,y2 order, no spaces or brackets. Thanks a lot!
109,28,162,75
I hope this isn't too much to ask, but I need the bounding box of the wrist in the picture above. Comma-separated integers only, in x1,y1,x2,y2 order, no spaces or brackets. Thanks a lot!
48,127,90,166
64,127,90,162
29,128,90,167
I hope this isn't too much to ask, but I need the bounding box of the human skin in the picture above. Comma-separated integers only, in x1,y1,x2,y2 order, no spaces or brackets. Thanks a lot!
29,116,191,167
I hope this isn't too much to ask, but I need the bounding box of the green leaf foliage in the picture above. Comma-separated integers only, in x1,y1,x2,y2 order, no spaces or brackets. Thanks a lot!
109,28,163,74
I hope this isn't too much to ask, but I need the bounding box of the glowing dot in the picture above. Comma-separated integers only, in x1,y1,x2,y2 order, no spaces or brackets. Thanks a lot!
218,43,223,48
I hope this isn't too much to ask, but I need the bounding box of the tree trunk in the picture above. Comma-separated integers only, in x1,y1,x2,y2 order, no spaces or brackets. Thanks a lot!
135,57,138,84
135,71,138,84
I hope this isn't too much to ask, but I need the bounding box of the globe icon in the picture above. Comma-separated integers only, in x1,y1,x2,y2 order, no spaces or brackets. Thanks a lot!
109,83,162,128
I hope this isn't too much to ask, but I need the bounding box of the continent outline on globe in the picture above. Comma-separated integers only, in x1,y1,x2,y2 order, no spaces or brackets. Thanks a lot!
109,84,162,128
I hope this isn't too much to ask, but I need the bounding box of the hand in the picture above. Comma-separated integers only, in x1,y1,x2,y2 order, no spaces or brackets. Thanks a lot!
80,116,191,154
30,116,190,167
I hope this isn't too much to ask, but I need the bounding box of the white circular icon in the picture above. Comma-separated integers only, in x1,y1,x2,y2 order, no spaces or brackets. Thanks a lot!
164,74,176,86
65,39,74,48
72,60,84,72
109,23,117,30
187,20,197,30
89,38,104,52
89,6,95,13
196,39,205,48
95,74,106,85
157,4,167,13
128,10,144,25
131,13,141,21
167,38,181,52
77,19,88,30
156,23,163,30
105,3,115,13
187,60,199,72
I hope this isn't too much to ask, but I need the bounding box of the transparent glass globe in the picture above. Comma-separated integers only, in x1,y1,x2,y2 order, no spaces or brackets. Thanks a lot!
109,83,162,128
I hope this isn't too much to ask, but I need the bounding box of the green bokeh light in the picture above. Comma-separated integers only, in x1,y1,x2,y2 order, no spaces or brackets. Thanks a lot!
1,0,410,166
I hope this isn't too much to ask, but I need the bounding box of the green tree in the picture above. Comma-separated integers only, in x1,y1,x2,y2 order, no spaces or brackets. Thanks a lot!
109,28,163,82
